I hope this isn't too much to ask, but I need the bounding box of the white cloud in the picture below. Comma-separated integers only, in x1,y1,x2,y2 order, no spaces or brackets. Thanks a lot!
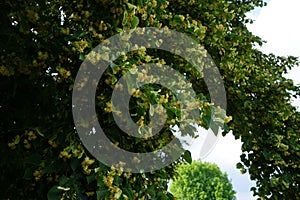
248,0,300,57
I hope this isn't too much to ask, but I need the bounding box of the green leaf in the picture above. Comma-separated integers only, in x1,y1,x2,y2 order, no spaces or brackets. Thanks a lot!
86,174,96,184
79,31,89,37
122,10,128,26
137,0,143,7
70,158,81,171
173,15,182,23
236,162,243,169
47,186,64,200
75,187,88,200
250,187,256,192
59,175,69,185
122,187,134,200
157,191,168,200
262,150,271,159
114,174,122,186
24,153,42,165
131,16,139,29
43,161,58,173
126,3,137,11
96,189,109,199
183,150,192,164
23,167,35,180
14,135,20,144
34,127,45,137
79,53,86,61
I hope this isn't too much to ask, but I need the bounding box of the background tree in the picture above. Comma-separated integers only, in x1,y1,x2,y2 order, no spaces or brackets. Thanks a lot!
170,161,236,200
0,0,299,199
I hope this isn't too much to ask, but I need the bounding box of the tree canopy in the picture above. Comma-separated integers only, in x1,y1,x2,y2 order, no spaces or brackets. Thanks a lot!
170,161,236,200
0,0,299,199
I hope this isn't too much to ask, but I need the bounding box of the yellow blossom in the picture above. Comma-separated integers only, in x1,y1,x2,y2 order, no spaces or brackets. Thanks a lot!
81,156,95,174
48,140,58,148
114,83,123,91
61,28,70,35
111,186,122,199
224,116,233,123
0,66,14,76
74,40,89,53
159,94,169,104
37,51,48,60
8,142,16,150
23,139,31,149
132,156,140,164
136,116,145,127
59,150,71,159
145,55,152,62
57,66,71,78
81,156,95,167
99,21,108,31
158,59,166,64
103,175,114,187
33,169,43,181
104,102,112,113
132,89,141,98
179,15,185,21
27,131,37,140
86,191,95,196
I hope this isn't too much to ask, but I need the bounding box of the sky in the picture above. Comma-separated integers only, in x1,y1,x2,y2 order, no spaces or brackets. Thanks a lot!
189,0,300,199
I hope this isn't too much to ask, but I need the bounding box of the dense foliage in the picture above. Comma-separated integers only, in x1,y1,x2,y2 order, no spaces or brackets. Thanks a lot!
170,161,236,200
0,0,299,199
